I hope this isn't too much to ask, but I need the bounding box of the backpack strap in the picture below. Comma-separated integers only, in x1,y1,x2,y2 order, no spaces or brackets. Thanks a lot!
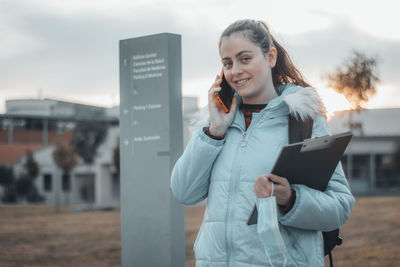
288,115,313,143
324,230,342,267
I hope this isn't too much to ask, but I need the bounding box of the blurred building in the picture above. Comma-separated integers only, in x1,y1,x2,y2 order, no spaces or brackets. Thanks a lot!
0,98,119,207
0,96,199,206
329,108,400,195
12,126,120,207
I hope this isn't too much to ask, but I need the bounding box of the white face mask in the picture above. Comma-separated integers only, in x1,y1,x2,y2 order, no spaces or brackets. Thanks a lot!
256,183,287,267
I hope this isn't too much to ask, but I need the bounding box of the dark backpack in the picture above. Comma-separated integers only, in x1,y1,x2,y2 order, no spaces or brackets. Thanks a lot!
288,115,342,267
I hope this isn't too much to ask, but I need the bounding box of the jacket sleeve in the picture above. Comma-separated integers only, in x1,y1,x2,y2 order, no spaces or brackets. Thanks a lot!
170,127,225,205
278,115,356,231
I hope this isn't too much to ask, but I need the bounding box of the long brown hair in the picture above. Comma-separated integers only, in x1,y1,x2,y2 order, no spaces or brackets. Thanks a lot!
219,19,311,94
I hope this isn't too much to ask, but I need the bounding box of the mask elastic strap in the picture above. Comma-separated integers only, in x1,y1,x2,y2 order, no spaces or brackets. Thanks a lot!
271,181,287,267
271,181,274,196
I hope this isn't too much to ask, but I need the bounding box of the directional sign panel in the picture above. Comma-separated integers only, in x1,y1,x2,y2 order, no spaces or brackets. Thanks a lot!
119,33,185,267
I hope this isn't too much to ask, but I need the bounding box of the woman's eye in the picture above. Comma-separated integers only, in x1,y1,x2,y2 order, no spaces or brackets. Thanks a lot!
241,57,251,62
223,62,232,67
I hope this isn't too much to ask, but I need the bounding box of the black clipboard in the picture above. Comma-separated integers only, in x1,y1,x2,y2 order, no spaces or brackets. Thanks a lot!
247,131,353,225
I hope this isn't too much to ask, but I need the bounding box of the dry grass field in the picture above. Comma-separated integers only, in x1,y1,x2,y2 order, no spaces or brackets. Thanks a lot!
0,196,399,267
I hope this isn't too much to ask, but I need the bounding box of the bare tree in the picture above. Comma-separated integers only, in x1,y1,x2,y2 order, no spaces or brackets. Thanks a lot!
325,50,380,110
71,120,108,205
113,142,120,176
0,166,16,203
112,141,120,200
52,140,78,211
324,50,380,135
25,150,40,180
53,140,78,176
16,150,43,203
72,121,107,165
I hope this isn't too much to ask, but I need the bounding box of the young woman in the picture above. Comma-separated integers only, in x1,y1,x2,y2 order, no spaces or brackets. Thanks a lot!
171,19,355,267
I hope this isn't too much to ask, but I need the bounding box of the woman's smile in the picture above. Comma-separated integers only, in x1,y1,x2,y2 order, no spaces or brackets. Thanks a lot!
234,77,251,87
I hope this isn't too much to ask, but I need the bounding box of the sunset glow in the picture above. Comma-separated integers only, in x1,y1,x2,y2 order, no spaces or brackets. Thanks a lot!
315,83,352,119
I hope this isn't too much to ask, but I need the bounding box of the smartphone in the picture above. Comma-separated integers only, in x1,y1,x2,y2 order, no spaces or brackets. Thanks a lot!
216,69,235,113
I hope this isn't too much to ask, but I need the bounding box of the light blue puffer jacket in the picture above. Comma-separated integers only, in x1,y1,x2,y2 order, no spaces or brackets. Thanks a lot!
170,83,355,267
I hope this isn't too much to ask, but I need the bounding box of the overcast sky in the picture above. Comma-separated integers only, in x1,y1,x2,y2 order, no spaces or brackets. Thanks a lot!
1,0,399,114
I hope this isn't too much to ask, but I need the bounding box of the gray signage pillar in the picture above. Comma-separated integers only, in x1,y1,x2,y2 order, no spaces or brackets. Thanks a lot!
119,33,185,267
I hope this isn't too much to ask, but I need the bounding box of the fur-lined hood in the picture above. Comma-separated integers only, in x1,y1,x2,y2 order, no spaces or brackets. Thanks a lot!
189,83,327,134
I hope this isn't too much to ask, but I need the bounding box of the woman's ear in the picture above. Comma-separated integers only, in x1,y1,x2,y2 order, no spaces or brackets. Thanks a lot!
267,47,277,68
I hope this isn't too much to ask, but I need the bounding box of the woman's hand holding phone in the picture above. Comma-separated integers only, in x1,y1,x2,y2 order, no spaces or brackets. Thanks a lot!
208,75,237,136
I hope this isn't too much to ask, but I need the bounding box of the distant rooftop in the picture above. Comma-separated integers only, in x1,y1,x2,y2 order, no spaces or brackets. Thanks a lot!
329,108,400,137
5,98,108,119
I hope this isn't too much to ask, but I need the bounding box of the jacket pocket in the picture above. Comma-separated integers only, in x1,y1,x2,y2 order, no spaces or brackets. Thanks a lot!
281,226,308,267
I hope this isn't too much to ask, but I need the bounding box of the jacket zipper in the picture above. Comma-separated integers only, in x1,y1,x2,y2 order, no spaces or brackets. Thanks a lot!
226,112,266,265
226,126,245,266
241,131,247,147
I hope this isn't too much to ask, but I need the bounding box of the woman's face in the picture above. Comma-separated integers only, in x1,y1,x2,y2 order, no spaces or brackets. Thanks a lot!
219,33,276,104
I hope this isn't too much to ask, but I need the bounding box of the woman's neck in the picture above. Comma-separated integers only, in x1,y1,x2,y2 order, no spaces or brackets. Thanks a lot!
241,84,278,105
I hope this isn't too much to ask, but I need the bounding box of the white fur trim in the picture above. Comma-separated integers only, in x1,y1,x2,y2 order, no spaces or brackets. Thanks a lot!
188,105,210,135
283,87,327,121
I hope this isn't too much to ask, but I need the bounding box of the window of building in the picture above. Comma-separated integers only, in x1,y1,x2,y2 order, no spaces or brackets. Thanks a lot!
352,155,370,180
376,154,400,188
43,174,52,191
